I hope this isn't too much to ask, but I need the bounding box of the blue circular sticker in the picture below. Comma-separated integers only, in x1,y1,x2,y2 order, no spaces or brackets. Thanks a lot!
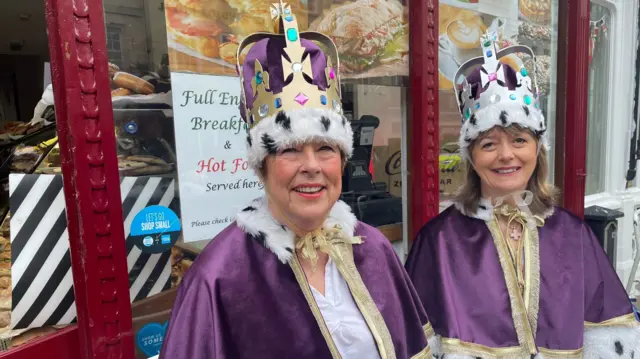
136,321,168,357
131,205,181,253
125,121,138,134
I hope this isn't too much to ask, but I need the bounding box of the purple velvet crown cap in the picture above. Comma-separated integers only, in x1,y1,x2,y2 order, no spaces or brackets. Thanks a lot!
458,64,519,112
238,37,330,122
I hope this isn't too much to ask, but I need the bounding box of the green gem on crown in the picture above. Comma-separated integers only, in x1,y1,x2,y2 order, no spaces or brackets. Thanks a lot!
287,28,298,41
520,68,528,76
483,40,491,47
524,95,532,105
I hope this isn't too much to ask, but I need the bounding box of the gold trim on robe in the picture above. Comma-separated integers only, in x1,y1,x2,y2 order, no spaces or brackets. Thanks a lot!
487,216,539,355
537,347,583,358
526,221,541,336
290,254,343,359
410,345,432,359
329,241,397,359
437,337,585,358
291,239,418,359
423,322,435,339
440,337,529,358
585,313,640,328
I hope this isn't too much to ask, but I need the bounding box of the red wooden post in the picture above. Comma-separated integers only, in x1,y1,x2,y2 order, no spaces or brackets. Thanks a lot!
409,0,440,238
40,0,135,357
562,0,591,217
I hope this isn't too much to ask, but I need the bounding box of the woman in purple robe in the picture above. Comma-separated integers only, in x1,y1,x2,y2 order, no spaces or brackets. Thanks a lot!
405,29,640,358
159,2,432,358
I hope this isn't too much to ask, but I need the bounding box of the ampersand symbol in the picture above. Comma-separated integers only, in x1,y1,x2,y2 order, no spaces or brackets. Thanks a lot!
224,141,231,149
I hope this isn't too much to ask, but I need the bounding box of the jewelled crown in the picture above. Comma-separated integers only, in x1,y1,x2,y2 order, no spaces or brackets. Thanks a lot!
236,1,342,127
454,30,541,122
453,28,547,161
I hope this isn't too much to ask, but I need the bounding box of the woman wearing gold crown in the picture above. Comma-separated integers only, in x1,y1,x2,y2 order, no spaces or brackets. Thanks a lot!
405,30,640,358
160,2,432,358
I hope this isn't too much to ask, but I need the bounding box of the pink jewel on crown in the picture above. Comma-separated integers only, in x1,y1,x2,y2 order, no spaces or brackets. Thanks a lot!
294,93,309,105
329,68,336,80
489,72,497,81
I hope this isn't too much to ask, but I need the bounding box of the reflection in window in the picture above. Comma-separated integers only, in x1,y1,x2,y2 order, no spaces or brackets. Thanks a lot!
437,3,558,204
585,3,611,195
106,25,123,68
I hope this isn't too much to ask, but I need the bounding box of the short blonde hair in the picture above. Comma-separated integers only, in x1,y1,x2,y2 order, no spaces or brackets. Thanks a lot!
453,125,558,216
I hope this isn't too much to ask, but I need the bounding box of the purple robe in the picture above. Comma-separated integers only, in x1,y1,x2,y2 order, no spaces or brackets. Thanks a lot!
161,197,431,358
406,204,640,358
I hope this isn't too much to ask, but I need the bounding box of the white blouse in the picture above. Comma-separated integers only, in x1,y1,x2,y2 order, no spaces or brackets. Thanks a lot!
310,258,382,359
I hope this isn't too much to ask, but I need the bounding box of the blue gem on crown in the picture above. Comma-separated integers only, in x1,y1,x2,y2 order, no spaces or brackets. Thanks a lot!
453,29,541,123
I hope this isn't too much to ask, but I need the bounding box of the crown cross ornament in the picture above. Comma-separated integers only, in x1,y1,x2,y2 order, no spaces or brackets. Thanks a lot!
237,0,342,127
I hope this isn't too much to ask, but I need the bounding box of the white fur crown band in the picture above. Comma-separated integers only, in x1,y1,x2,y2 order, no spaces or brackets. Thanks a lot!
245,107,354,170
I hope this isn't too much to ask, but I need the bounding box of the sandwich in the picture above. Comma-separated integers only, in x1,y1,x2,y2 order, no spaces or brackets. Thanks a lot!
228,0,308,39
166,0,307,65
165,0,235,59
311,0,408,73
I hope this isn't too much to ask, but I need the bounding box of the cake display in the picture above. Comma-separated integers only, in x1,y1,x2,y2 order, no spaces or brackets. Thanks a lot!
518,22,552,55
524,55,551,96
519,0,551,25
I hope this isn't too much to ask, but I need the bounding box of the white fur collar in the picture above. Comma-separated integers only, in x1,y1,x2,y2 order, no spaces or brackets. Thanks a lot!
453,197,555,221
235,196,358,263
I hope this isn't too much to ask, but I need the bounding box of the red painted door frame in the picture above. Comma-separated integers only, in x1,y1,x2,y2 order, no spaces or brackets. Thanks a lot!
0,0,590,357
559,0,591,218
409,0,440,239
0,0,136,357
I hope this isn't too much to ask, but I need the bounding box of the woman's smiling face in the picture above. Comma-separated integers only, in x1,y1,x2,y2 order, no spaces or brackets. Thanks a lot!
471,126,538,200
262,141,343,232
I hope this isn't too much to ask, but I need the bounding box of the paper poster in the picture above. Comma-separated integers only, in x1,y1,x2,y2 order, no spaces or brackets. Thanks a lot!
308,0,408,79
169,72,263,242
438,3,532,90
164,0,408,80
164,0,309,76
479,0,518,20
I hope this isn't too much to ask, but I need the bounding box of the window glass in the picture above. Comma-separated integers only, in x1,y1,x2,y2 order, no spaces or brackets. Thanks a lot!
438,0,559,207
585,3,611,195
99,0,411,357
0,0,69,349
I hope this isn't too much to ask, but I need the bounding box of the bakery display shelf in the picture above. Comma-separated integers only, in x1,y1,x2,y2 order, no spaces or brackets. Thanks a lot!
112,97,177,177
2,142,57,176
0,124,56,149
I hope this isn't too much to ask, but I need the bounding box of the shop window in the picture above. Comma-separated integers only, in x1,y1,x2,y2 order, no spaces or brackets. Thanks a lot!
438,0,559,207
106,25,123,68
0,0,413,356
585,3,611,195
0,0,62,349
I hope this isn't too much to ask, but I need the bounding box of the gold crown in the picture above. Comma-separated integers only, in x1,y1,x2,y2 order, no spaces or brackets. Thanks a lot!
236,1,342,128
